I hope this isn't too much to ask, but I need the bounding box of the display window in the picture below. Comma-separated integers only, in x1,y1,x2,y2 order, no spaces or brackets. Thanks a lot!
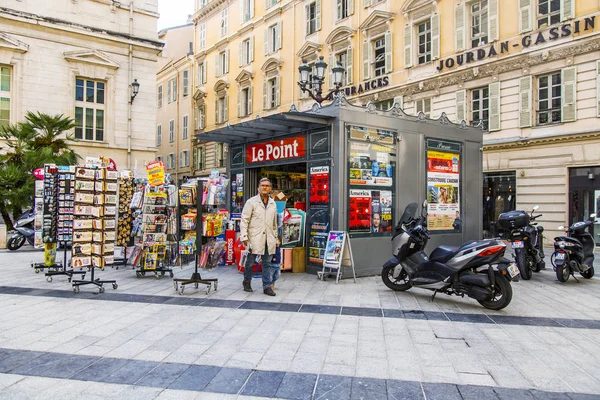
482,171,516,238
425,139,462,233
230,172,244,215
346,125,396,236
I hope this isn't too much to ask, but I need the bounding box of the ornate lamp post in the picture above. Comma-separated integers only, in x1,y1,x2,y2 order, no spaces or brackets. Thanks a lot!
298,56,345,104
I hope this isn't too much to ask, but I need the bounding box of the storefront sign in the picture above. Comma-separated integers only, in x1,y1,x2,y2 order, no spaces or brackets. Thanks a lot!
426,142,461,232
33,168,44,180
246,136,306,164
343,76,390,96
437,16,595,72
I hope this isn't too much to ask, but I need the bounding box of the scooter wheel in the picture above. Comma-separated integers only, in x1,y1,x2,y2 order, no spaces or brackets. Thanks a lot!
7,236,26,251
556,264,570,282
581,266,594,279
381,265,412,291
478,272,513,310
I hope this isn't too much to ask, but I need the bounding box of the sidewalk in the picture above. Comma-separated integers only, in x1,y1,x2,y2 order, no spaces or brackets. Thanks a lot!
0,249,599,399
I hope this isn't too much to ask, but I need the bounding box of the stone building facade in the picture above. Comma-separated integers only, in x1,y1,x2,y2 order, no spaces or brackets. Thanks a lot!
0,0,163,171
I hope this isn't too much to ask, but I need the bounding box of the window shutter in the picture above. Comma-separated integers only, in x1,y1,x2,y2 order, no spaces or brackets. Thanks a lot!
167,81,172,103
240,0,245,23
239,42,243,66
201,105,206,128
202,61,207,84
404,25,413,68
276,22,282,50
488,0,498,42
518,76,532,128
519,0,532,33
264,28,269,55
560,0,574,21
489,82,501,131
250,0,254,18
305,5,310,35
337,0,342,21
393,95,403,109
193,147,198,170
215,54,220,76
215,98,219,123
315,0,321,31
265,0,269,9
275,76,280,107
455,90,466,122
597,60,600,117
248,87,253,114
363,0,369,8
362,41,370,80
346,48,353,85
173,77,177,99
431,15,440,60
384,31,392,73
225,49,229,73
238,88,242,117
250,37,254,61
348,0,354,16
224,94,228,121
329,55,335,90
561,66,577,122
455,3,465,51
263,80,268,109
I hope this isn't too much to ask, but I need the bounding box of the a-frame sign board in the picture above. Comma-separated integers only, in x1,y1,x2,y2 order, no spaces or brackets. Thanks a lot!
318,231,356,283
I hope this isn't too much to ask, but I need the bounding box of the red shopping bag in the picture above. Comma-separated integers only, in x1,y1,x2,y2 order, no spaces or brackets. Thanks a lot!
234,239,262,273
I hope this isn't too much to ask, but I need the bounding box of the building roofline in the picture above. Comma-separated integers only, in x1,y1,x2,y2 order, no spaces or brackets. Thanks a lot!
158,23,194,37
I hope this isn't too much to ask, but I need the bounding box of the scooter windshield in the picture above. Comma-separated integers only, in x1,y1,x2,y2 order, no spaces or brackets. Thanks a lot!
399,203,418,225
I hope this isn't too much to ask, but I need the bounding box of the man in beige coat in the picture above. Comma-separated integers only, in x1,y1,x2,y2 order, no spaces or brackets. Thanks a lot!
240,178,279,296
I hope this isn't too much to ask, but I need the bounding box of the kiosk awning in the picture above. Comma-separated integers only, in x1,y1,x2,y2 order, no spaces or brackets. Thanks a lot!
194,112,333,145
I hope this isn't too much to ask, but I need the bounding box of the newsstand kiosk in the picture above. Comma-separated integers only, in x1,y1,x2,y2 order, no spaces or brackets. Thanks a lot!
198,96,484,277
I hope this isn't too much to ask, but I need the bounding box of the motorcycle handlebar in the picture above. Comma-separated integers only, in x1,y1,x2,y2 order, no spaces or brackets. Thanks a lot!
531,214,542,220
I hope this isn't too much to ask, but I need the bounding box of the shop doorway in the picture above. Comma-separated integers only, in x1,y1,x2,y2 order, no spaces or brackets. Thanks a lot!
247,163,307,209
569,167,600,245
482,171,516,238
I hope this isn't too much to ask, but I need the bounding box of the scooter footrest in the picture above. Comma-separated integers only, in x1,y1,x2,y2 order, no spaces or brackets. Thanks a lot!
412,278,440,285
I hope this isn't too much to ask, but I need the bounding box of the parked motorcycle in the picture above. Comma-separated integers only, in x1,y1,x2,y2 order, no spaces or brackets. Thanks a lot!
497,205,545,280
7,210,35,251
381,201,519,310
551,214,596,282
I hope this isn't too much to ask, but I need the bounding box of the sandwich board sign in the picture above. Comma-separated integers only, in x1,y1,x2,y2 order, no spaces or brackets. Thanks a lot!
319,231,356,283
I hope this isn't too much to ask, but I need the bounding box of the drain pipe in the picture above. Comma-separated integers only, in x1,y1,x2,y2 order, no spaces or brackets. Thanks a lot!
127,0,134,170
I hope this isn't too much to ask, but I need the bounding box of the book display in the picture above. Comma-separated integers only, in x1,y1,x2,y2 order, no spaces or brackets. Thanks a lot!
70,166,118,293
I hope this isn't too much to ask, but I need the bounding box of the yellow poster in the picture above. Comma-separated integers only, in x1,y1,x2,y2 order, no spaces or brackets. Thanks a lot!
146,161,166,186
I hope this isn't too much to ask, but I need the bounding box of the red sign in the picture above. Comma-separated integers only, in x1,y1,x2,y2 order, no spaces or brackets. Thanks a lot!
246,136,306,164
33,168,44,180
225,230,236,265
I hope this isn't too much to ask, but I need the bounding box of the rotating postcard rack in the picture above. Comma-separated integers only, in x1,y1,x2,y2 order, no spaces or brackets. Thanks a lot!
173,174,228,295
70,166,118,293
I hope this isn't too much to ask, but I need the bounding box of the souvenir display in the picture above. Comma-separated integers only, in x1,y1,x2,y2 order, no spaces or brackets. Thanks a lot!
42,164,59,243
116,176,135,246
57,166,75,243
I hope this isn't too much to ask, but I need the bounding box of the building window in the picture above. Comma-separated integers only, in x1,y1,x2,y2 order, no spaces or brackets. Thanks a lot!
180,150,190,167
335,50,352,85
265,77,280,109
374,37,386,77
216,143,226,168
537,0,560,29
156,155,163,163
167,153,175,169
471,87,489,130
216,50,229,76
417,19,432,65
239,87,252,117
266,23,281,55
157,84,163,108
241,38,252,65
538,72,561,125
183,70,189,96
74,78,105,141
196,146,206,170
266,0,278,8
198,23,206,50
183,115,188,140
336,0,349,21
195,103,206,129
416,98,431,118
157,125,162,146
169,119,174,142
305,1,320,35
168,77,177,103
220,9,228,37
0,66,11,128
216,95,228,124
375,99,393,111
197,61,207,86
241,0,253,23
471,0,488,47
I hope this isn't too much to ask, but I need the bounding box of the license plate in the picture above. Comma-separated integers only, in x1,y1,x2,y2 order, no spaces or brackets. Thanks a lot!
507,263,520,278
512,241,524,249
555,252,565,260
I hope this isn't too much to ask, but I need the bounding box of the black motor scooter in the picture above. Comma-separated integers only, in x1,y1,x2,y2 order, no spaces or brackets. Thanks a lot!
7,210,35,250
381,201,519,310
551,213,596,282
497,205,545,280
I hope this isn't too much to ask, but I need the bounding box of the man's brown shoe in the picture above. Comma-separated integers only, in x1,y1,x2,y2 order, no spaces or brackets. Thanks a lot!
263,287,276,296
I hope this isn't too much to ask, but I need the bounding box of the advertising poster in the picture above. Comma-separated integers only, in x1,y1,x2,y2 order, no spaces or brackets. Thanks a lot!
349,141,393,187
323,231,346,268
308,208,330,264
146,161,166,186
309,166,329,205
371,190,393,233
231,173,244,213
282,209,305,247
349,189,372,233
426,149,461,231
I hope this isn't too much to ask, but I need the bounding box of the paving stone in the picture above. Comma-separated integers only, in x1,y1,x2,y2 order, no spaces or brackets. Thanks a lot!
422,382,462,400
134,362,190,388
203,367,252,394
385,379,424,400
351,376,387,400
313,374,352,400
168,364,221,391
240,370,285,397
458,384,501,399
101,359,159,385
275,372,318,400
493,387,535,399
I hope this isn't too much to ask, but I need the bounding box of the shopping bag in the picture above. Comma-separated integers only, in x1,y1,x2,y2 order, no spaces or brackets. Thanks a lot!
238,250,249,270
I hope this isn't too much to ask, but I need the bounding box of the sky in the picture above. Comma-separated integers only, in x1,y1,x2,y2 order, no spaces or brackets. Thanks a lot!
157,0,194,31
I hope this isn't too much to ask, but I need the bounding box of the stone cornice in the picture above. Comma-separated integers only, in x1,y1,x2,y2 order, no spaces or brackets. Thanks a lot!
192,0,228,22
483,131,600,151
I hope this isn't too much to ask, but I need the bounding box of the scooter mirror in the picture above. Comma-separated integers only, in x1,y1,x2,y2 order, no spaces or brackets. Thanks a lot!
532,205,540,211
422,200,428,208
557,225,565,230
590,214,597,219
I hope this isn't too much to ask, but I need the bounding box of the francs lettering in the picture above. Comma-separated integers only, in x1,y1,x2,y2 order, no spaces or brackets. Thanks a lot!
344,76,390,96
437,17,595,72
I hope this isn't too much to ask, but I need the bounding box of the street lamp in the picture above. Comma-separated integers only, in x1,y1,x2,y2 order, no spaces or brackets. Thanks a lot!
297,56,345,104
130,79,140,103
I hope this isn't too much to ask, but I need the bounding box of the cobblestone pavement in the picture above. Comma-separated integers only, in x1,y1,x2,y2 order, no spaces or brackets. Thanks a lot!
0,246,599,399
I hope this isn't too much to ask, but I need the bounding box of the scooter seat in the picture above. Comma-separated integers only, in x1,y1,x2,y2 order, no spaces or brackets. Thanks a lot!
429,245,460,263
